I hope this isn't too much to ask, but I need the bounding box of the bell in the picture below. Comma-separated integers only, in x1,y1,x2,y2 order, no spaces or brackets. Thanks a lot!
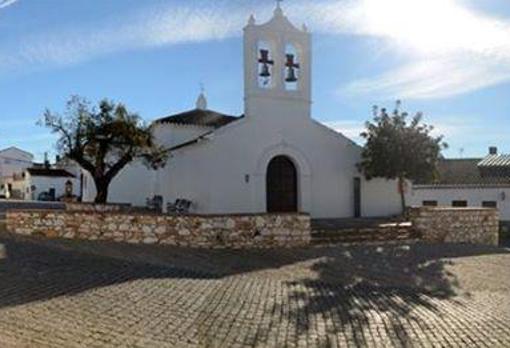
285,67,297,82
286,54,296,66
259,49,270,63
260,63,271,78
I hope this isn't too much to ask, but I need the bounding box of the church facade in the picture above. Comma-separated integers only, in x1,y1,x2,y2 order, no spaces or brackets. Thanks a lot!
83,5,402,219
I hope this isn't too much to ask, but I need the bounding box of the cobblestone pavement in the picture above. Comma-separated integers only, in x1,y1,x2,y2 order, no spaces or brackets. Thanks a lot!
0,232,509,347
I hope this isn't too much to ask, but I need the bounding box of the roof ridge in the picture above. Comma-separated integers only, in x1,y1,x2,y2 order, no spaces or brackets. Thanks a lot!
153,108,241,128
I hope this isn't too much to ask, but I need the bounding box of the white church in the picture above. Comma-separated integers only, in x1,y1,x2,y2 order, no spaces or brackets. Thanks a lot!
83,4,402,219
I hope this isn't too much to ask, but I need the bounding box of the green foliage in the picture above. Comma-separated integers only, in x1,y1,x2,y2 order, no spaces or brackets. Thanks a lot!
358,101,447,212
41,96,168,203
500,223,510,241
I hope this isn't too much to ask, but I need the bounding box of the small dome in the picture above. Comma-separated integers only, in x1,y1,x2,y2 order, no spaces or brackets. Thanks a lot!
196,92,207,110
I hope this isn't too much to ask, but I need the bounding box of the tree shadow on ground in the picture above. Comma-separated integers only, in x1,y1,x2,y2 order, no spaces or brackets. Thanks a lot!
1,231,509,347
0,234,215,310
272,243,508,347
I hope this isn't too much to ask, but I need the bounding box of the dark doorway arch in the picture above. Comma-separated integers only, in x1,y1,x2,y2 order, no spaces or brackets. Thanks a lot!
266,156,298,213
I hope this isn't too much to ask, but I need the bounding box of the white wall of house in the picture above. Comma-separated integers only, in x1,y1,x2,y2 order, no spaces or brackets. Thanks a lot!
362,178,402,217
81,172,95,202
29,174,80,200
5,172,80,201
148,116,401,218
407,186,510,220
4,177,25,199
80,160,155,205
0,147,33,179
0,147,34,196
152,124,213,149
101,116,402,218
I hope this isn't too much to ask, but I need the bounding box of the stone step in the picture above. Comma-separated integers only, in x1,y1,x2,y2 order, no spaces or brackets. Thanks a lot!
311,226,420,245
311,232,414,240
312,228,412,238
311,238,421,246
311,236,415,245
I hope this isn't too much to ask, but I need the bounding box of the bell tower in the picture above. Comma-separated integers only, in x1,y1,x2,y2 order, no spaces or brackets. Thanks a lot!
243,2,311,121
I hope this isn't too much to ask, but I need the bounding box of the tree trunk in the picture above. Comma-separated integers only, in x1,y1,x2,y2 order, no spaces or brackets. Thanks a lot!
398,177,407,216
94,179,109,204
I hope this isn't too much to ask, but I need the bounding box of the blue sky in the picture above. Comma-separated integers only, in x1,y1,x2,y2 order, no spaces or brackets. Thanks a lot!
1,0,509,161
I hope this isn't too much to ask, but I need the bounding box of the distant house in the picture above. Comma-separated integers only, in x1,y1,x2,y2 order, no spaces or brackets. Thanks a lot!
4,167,79,201
0,147,34,198
407,147,510,221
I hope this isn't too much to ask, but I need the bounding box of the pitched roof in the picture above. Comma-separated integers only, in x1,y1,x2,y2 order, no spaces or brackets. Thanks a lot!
0,146,34,158
154,109,242,128
27,168,75,178
478,154,510,178
478,154,510,167
167,131,214,152
414,158,510,187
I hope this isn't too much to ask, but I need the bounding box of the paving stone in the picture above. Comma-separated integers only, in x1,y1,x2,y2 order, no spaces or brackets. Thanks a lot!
0,233,509,347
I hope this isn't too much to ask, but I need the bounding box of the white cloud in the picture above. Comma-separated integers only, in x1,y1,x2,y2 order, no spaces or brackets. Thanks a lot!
0,0,18,9
342,54,510,99
426,114,508,142
0,3,249,74
326,0,510,99
2,0,510,99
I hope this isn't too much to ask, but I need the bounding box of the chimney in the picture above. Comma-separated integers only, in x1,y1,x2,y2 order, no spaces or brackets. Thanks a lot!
44,152,50,168
489,146,498,155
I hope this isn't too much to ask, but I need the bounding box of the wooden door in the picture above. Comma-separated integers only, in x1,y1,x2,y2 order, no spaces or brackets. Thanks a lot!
266,156,298,212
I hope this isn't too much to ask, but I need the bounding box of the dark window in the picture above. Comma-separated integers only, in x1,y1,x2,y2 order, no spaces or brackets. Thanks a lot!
354,177,361,218
482,201,497,208
48,188,56,201
452,200,468,207
422,200,438,207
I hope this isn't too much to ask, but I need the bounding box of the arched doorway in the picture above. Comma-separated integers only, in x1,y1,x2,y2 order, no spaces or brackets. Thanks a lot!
266,156,298,212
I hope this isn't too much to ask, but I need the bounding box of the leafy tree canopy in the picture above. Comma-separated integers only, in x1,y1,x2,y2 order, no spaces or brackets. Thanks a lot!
41,96,168,203
358,101,447,213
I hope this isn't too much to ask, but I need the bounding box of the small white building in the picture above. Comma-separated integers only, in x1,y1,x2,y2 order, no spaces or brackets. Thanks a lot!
0,147,34,197
83,4,402,218
407,148,510,221
5,167,79,201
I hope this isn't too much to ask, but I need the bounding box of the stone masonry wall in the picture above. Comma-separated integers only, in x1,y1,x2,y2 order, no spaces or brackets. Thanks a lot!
64,203,130,212
410,207,499,246
6,210,311,249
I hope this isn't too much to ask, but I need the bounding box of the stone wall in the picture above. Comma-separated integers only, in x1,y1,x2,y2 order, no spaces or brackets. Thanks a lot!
64,203,130,212
6,210,311,249
410,207,499,246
